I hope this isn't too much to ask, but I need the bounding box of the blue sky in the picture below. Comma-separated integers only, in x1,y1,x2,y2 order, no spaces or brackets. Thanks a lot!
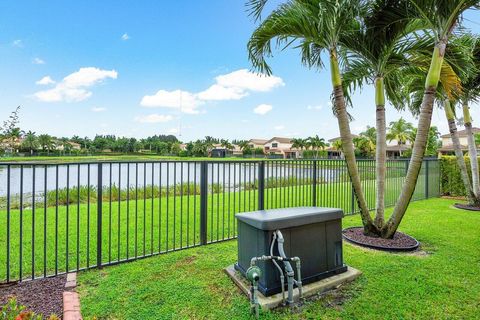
0,1,479,142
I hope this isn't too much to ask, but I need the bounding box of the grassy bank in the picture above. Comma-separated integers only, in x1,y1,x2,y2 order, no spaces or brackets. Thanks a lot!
76,199,480,319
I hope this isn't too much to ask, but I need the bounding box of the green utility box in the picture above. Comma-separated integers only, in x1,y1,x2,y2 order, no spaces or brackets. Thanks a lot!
235,207,347,296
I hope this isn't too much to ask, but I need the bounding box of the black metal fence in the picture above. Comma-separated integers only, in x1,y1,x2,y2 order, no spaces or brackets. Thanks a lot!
0,158,440,283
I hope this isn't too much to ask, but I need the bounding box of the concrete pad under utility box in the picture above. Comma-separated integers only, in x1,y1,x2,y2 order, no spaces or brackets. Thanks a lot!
225,265,361,311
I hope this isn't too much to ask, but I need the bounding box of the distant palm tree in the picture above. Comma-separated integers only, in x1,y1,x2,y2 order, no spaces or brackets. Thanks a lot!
220,139,234,151
387,118,414,148
307,135,327,159
291,138,306,157
60,137,72,154
22,131,39,155
38,134,55,154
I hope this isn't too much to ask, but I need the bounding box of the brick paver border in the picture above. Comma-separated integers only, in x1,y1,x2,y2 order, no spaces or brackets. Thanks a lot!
63,273,83,320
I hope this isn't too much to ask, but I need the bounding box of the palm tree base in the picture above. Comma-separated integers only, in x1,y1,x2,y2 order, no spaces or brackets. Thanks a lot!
342,227,419,252
453,203,480,211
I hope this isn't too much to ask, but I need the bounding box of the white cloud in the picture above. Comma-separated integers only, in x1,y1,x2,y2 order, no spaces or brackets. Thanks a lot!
12,40,23,47
274,125,285,130
34,67,118,102
197,84,246,101
140,89,201,114
253,104,273,115
36,76,55,85
307,105,322,111
215,69,284,92
32,57,45,65
140,69,284,112
92,107,107,112
135,114,174,123
121,33,130,41
168,128,179,134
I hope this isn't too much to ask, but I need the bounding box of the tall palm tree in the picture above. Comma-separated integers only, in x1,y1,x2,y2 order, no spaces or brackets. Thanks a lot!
385,0,480,237
247,0,377,234
22,131,38,155
400,35,478,205
458,37,480,198
342,0,428,227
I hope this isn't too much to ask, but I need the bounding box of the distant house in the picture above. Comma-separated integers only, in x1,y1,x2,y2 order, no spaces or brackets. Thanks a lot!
264,137,297,159
210,143,242,158
55,141,82,151
438,127,480,155
326,136,359,159
0,137,23,153
248,139,268,149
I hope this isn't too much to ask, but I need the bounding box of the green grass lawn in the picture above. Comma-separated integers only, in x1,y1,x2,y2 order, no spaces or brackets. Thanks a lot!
0,178,436,282
0,174,434,282
76,198,480,319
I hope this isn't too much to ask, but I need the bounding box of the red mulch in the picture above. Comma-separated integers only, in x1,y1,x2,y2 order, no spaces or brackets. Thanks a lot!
343,227,419,251
0,275,65,318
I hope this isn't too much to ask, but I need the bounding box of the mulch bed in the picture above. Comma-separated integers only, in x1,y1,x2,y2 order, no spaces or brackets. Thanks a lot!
343,227,419,252
453,203,480,211
0,275,66,318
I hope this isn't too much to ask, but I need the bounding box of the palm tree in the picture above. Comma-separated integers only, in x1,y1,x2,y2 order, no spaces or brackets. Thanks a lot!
291,138,306,158
458,37,480,198
307,135,328,159
22,131,39,155
60,137,72,155
221,139,233,150
385,0,480,237
342,0,429,227
387,118,414,152
400,35,478,206
38,134,55,154
247,0,377,234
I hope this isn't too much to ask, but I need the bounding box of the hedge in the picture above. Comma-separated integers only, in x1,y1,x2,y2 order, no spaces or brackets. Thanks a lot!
440,156,480,197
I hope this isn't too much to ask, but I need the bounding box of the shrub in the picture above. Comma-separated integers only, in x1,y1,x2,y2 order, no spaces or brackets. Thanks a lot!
439,156,478,197
1,298,59,320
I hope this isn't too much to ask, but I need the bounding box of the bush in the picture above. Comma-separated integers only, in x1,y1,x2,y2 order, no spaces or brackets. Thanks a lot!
1,298,59,320
440,156,479,196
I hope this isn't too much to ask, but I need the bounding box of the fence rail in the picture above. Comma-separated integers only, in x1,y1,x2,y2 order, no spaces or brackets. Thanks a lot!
0,158,440,283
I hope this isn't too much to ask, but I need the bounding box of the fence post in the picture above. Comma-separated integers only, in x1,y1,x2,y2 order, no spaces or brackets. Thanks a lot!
425,160,429,199
312,161,317,207
258,161,265,210
97,163,103,268
200,162,208,245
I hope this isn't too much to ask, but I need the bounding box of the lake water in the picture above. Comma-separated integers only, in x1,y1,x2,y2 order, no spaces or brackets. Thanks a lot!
0,162,346,197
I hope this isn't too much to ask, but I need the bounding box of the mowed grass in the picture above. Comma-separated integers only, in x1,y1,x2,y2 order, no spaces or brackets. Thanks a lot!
0,173,435,282
76,198,480,320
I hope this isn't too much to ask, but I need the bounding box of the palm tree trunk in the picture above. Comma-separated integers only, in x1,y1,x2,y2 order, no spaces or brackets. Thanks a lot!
374,77,386,228
445,100,477,205
463,102,480,199
330,48,377,235
382,40,447,238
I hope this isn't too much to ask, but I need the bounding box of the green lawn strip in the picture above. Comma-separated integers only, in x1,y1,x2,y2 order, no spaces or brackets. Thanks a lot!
76,198,480,319
0,175,434,282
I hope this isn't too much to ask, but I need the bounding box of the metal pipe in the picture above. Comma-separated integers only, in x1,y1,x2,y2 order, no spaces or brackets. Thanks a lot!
275,230,295,304
270,232,286,304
